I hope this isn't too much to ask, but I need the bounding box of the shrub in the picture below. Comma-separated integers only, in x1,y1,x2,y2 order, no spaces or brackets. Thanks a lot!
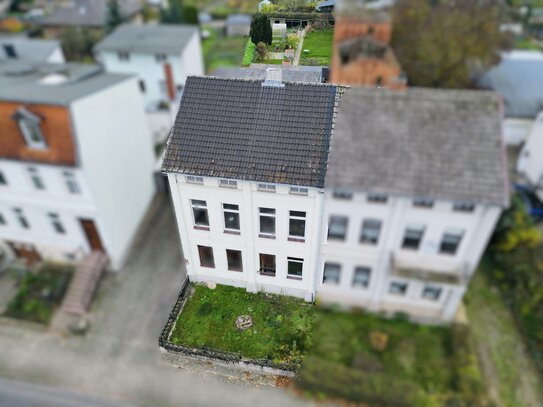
255,42,268,62
250,13,272,46
242,39,256,66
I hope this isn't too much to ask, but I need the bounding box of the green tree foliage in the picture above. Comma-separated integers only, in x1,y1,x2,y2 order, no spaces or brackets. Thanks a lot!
59,27,101,62
392,0,511,88
276,0,317,12
250,13,273,46
160,0,184,23
255,41,268,62
106,0,125,33
183,5,199,24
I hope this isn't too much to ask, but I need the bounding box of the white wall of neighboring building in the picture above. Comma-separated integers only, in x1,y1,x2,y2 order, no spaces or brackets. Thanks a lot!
504,117,534,146
518,111,543,200
47,46,66,63
71,77,155,270
167,174,323,301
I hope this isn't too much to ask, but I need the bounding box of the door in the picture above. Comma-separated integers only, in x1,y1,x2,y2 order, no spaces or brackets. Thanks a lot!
79,219,105,252
7,241,41,265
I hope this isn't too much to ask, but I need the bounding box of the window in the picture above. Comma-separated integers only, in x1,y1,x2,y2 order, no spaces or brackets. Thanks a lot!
191,200,209,228
287,257,303,279
413,198,434,208
422,285,442,301
389,281,408,295
155,53,167,62
332,189,352,200
453,202,475,212
289,211,306,239
289,186,308,195
223,203,240,232
367,194,388,204
375,76,383,87
439,229,464,255
138,80,146,93
0,213,5,225
323,263,341,284
63,172,81,194
257,183,276,192
13,208,29,229
198,245,215,268
0,171,6,185
49,213,65,234
360,219,381,245
327,215,348,240
117,51,130,61
3,44,17,58
259,253,276,276
28,167,45,190
259,207,275,237
14,108,47,149
226,249,243,271
219,179,237,188
352,267,371,288
186,175,204,184
402,224,425,250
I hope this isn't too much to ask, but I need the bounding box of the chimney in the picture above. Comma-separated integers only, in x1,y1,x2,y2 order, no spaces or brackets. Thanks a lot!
262,68,284,88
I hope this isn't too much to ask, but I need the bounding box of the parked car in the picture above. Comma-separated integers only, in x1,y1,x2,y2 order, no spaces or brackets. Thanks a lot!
515,184,543,220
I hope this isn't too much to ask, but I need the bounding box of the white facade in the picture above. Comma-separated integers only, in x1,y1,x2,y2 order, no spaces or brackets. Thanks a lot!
503,117,533,146
518,111,543,201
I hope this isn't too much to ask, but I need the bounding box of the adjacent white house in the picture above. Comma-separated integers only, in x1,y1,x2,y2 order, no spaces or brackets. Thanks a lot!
517,111,543,201
94,24,204,145
0,35,64,63
162,70,509,323
0,60,155,269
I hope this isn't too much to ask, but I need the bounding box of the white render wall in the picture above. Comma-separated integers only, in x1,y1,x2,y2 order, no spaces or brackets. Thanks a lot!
167,174,323,301
518,112,543,200
71,77,156,270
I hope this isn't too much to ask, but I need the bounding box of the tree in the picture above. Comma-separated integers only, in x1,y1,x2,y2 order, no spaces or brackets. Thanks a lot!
255,41,268,62
106,0,125,32
392,0,511,89
160,0,184,23
276,0,316,12
59,27,101,62
183,5,199,24
250,14,272,46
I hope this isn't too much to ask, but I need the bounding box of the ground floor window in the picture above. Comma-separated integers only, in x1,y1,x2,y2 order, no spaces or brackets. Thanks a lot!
422,285,442,301
389,281,408,295
226,249,243,271
287,257,303,279
323,263,341,284
259,253,276,276
352,266,371,288
198,245,215,268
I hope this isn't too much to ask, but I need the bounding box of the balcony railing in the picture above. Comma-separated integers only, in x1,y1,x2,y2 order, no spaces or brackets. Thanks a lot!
390,251,469,285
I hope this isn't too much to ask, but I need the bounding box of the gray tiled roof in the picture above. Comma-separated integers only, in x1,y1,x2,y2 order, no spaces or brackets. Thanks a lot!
212,64,324,83
326,87,509,207
94,24,198,55
162,76,340,188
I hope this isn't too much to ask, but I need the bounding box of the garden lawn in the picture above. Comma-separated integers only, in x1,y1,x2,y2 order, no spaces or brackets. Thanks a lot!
202,28,246,72
300,29,333,66
170,284,314,366
4,263,73,325
297,310,485,406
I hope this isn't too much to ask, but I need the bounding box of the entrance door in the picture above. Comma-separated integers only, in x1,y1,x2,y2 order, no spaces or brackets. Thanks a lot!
79,219,105,252
7,241,41,265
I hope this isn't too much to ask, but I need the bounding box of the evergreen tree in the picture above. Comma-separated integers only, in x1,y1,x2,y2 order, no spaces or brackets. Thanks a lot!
250,14,272,46
106,0,124,32
160,0,184,23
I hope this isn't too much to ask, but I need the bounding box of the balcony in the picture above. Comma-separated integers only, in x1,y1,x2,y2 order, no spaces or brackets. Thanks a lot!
390,251,469,285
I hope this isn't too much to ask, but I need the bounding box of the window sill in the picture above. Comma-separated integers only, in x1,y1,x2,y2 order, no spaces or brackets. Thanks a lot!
224,230,241,235
194,225,210,231
359,241,378,246
259,234,276,239
288,237,305,243
287,275,303,281
200,265,215,269
259,271,276,277
228,268,243,272
327,237,346,242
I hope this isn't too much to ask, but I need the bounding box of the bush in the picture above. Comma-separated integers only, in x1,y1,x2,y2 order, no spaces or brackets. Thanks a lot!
250,13,272,45
255,42,268,62
242,39,255,66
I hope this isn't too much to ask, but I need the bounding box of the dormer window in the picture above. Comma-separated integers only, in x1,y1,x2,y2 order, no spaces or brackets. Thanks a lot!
118,51,130,61
13,108,47,150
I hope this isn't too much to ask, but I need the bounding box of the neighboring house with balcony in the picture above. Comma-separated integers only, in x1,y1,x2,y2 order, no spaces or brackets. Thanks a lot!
0,35,64,63
0,60,155,269
162,69,508,323
94,24,203,145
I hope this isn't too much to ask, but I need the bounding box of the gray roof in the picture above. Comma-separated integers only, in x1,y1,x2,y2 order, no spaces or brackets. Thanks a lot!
327,87,509,207
40,0,141,27
212,64,324,83
94,23,198,55
162,76,340,188
477,51,543,119
226,14,252,26
0,36,61,63
0,60,132,105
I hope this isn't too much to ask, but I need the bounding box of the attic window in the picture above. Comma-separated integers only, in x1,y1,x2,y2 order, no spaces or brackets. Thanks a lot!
289,186,308,195
3,44,16,59
13,108,47,150
118,51,130,61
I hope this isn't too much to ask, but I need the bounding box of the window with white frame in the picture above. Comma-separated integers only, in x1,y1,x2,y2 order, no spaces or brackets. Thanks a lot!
0,171,6,185
402,224,425,250
28,167,45,190
389,281,408,295
413,198,434,208
287,257,303,279
186,175,204,184
257,183,276,192
14,108,47,149
367,194,388,204
13,208,29,229
63,171,81,194
48,213,66,234
219,179,237,188
117,51,130,61
259,207,275,236
259,253,276,276
289,186,308,195
0,212,6,225
226,249,243,271
323,263,341,284
439,228,464,255
198,245,215,268
421,285,442,300
155,53,167,62
332,189,353,200
289,211,306,239
352,266,371,288
453,202,475,212
327,215,348,240
191,199,209,228
360,219,381,245
223,203,240,232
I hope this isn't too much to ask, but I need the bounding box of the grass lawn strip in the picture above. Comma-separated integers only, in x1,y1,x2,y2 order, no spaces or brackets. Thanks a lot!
300,29,333,66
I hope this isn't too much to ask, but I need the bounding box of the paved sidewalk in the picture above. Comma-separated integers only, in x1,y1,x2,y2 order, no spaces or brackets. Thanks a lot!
0,195,309,407
293,29,307,66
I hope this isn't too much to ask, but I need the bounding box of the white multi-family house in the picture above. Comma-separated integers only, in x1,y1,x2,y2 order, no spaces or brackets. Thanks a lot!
162,70,509,323
0,35,65,63
0,60,155,269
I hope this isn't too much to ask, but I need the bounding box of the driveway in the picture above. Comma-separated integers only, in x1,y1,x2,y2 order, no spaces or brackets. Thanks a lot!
0,194,309,407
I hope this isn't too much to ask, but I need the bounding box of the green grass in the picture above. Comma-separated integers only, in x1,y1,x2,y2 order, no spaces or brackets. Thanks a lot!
241,39,255,66
516,37,542,50
297,310,485,406
261,58,284,65
170,284,314,365
4,264,73,325
300,29,333,66
202,28,247,72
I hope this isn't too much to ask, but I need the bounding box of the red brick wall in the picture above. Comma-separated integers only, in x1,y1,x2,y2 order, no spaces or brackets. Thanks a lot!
333,17,392,45
0,102,77,165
